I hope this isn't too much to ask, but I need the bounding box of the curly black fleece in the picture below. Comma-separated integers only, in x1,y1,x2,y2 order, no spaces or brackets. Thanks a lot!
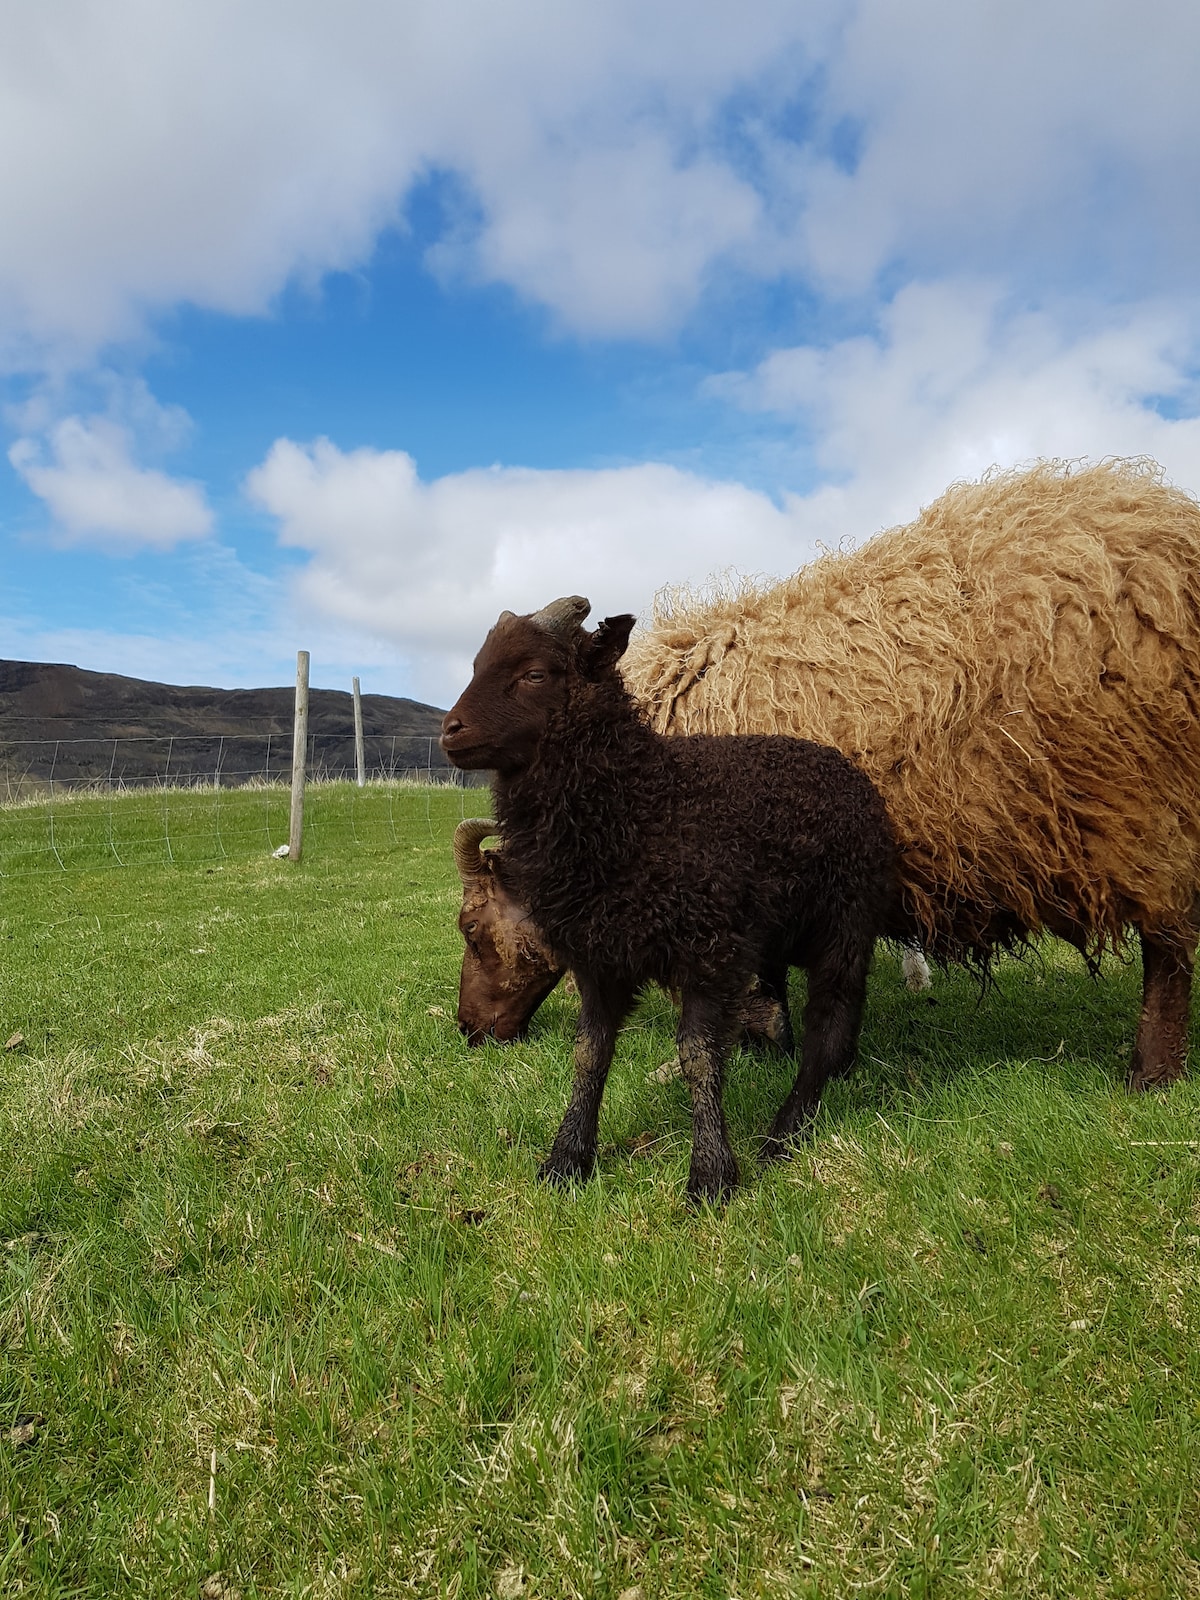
496,666,896,1005
444,606,897,1199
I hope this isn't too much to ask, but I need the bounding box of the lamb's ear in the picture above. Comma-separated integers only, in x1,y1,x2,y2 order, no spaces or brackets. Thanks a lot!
580,614,636,675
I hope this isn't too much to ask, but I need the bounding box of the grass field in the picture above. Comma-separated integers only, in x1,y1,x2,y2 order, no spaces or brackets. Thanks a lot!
1,784,1198,1598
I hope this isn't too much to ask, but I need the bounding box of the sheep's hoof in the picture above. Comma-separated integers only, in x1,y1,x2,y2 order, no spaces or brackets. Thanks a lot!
537,1149,595,1186
1127,1053,1187,1092
686,1158,739,1207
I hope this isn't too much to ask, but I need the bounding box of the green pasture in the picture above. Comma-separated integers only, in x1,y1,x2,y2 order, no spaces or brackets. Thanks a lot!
1,785,1198,1598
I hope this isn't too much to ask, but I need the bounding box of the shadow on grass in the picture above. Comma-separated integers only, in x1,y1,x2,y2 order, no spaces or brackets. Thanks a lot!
503,939,1163,1167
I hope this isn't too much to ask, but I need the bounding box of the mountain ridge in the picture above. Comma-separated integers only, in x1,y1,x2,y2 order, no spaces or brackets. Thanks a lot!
0,659,452,787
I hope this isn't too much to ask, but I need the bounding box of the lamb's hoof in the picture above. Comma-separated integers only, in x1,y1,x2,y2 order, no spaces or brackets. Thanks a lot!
761,1106,818,1160
537,1149,594,1187
759,1132,796,1164
686,1159,739,1207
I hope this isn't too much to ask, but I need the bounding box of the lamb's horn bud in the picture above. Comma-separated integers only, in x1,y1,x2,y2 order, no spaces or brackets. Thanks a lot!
530,595,591,635
453,818,499,881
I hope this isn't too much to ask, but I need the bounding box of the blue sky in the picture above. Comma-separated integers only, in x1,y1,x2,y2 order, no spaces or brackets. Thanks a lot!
3,0,1200,706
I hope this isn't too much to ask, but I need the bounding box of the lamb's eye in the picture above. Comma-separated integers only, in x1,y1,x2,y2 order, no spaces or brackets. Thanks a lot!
464,921,478,935
523,670,546,684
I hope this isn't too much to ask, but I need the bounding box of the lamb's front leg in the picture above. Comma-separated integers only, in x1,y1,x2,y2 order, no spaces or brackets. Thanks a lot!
677,989,740,1204
539,976,634,1185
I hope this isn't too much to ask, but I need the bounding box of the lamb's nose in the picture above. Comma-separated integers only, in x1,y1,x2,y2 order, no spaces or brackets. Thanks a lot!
441,714,464,738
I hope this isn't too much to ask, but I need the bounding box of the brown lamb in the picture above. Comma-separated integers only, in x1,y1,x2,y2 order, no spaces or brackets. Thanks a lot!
441,599,897,1202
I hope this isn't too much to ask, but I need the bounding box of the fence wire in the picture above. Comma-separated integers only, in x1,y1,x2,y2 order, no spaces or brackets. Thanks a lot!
0,733,488,878
0,732,467,798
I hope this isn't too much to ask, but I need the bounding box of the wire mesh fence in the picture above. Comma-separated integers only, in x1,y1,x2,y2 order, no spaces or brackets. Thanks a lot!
0,733,488,878
0,732,474,798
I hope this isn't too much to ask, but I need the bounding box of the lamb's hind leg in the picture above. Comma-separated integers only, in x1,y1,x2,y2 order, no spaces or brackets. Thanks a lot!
1129,925,1195,1091
540,975,635,1185
761,945,871,1162
739,958,795,1055
677,989,740,1204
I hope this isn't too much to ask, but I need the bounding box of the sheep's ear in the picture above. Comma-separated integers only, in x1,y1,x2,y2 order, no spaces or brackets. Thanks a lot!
580,614,636,676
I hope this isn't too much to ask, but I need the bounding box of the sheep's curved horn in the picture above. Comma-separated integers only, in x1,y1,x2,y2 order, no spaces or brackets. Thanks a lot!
530,595,591,635
453,818,499,881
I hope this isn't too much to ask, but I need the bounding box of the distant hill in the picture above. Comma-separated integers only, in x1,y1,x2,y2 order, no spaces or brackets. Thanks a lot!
0,659,453,790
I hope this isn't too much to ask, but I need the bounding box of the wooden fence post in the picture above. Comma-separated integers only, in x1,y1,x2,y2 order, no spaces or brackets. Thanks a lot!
289,650,310,862
352,675,366,788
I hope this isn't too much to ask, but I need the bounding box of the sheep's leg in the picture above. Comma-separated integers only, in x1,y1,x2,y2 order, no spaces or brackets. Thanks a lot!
1129,926,1195,1091
539,976,634,1185
739,960,795,1055
761,946,871,1161
677,989,740,1204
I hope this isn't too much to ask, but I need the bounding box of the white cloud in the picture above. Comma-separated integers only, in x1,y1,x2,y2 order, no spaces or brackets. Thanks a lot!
713,280,1200,543
247,285,1200,704
9,414,213,549
246,436,809,701
7,0,1200,706
0,0,814,357
790,0,1200,297
4,0,1197,359
463,139,761,337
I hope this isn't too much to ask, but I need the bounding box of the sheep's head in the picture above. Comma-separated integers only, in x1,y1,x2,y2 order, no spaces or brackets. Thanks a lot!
440,597,636,777
452,818,565,1045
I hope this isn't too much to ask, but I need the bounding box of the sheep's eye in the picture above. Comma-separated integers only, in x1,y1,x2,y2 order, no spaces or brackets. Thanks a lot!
464,921,478,934
523,669,546,684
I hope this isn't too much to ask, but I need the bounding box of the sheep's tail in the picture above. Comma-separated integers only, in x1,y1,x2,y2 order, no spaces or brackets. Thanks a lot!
901,945,932,992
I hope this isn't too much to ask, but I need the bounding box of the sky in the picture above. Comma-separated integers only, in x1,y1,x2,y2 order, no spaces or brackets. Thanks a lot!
3,0,1200,709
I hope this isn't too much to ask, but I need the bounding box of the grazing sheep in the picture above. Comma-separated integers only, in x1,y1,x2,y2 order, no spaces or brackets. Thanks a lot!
622,458,1200,1090
453,817,564,1046
441,596,896,1202
453,816,804,1047
452,815,927,1044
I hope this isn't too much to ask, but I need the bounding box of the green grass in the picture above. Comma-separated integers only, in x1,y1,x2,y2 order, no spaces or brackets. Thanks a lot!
1,785,1198,1598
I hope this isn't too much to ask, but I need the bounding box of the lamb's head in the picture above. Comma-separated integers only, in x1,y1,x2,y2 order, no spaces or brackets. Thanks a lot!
452,818,565,1044
440,596,636,777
